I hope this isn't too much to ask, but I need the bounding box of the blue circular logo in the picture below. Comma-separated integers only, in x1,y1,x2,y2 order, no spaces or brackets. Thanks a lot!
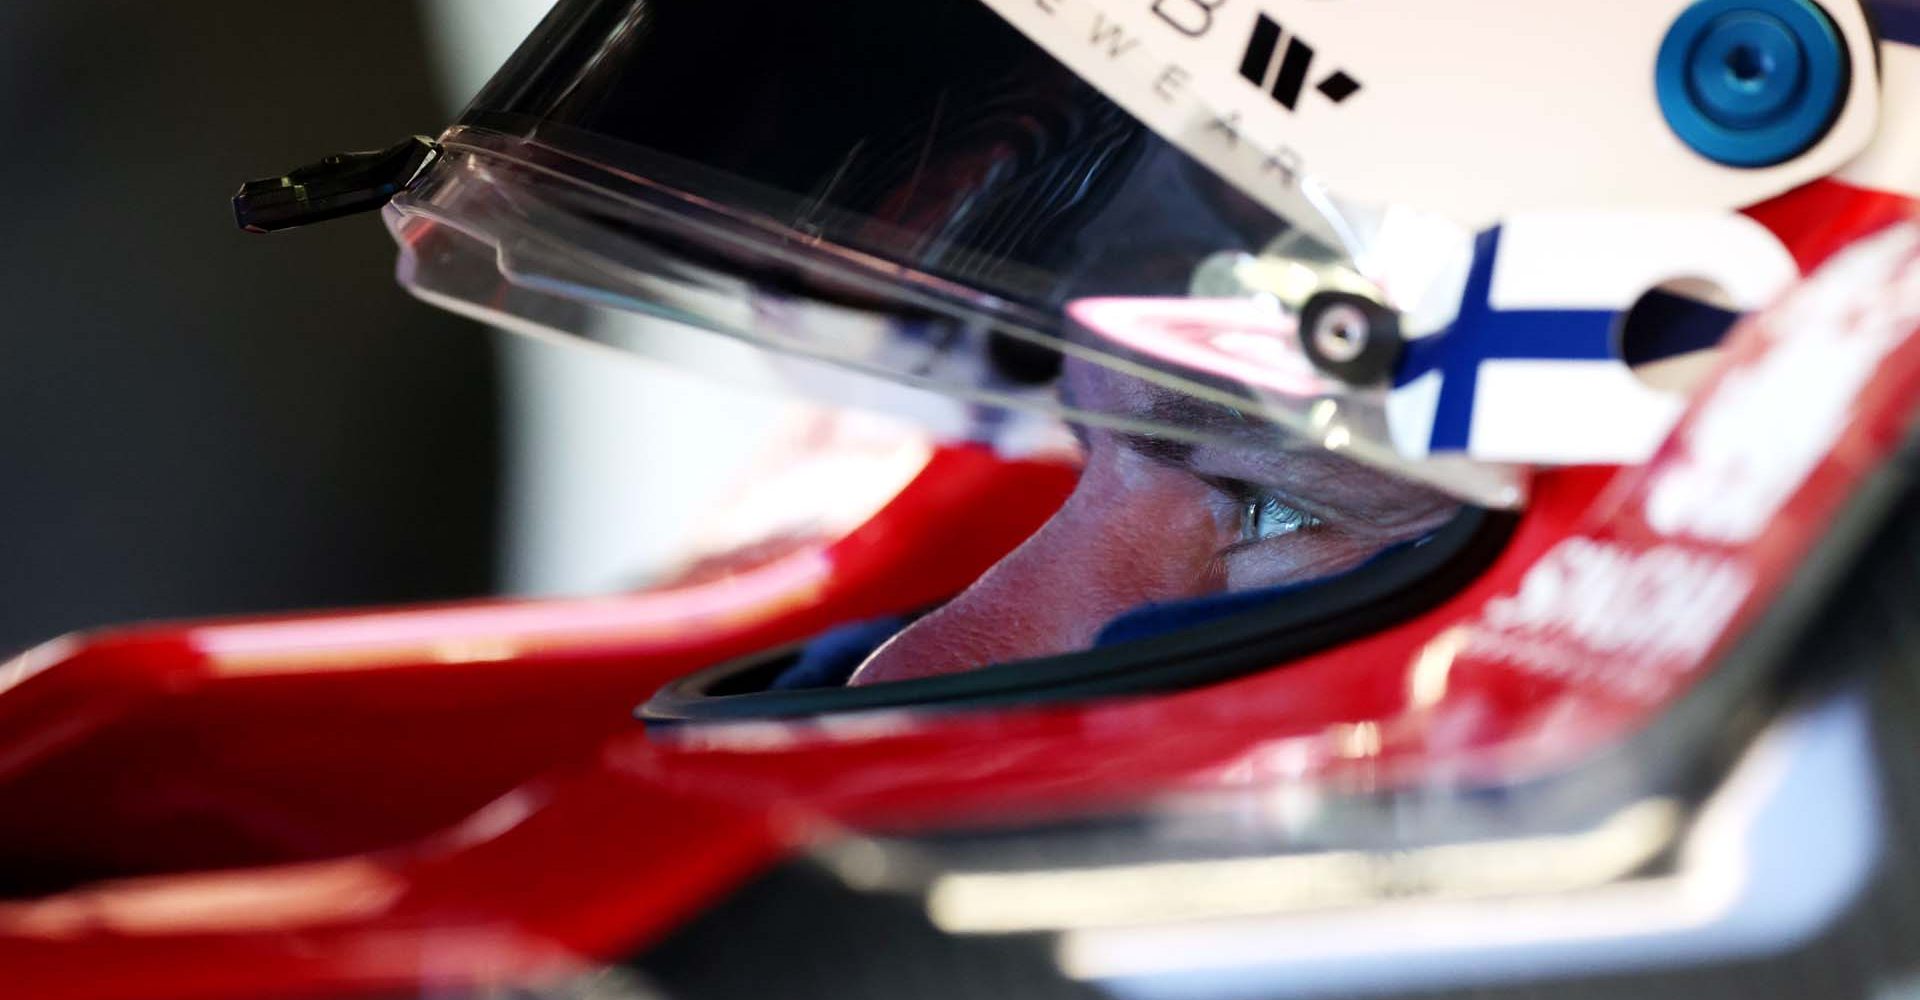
1656,0,1850,167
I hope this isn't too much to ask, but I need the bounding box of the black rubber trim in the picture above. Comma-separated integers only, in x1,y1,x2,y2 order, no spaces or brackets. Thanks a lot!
639,505,1516,722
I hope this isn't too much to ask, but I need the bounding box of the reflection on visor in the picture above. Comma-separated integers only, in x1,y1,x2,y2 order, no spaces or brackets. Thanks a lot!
391,131,1523,507
422,0,1529,507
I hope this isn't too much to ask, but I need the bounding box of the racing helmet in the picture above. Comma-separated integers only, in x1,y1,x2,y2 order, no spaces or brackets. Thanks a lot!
236,0,1920,715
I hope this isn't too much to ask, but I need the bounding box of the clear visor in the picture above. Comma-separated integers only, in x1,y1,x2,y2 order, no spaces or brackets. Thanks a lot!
391,126,1521,511
385,0,1524,509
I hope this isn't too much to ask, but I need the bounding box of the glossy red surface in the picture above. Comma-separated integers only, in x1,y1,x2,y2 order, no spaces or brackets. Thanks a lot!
0,445,1078,894
1,191,1914,1000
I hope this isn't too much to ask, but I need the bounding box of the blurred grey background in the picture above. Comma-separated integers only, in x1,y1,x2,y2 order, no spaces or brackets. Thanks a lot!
0,2,501,653
0,0,790,655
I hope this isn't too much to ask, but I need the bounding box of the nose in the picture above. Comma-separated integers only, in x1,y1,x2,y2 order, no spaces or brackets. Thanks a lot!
849,449,1226,685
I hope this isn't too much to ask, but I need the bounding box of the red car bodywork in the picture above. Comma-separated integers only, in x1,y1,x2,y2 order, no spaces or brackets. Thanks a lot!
0,183,1915,1000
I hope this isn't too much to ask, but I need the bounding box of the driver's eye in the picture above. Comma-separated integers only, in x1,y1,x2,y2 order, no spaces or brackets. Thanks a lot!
1241,493,1322,542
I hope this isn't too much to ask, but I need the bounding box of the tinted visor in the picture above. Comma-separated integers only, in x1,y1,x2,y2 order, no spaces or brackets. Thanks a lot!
393,0,1521,506
466,0,1163,307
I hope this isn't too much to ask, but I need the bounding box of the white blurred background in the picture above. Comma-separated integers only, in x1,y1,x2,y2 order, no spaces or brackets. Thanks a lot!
419,0,790,598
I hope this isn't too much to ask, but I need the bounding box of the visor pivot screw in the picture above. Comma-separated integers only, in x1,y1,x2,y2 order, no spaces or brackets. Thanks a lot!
1655,0,1849,168
1299,292,1402,386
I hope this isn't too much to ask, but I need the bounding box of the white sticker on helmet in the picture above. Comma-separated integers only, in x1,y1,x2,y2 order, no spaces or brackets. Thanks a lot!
1486,212,1798,312
1385,210,1798,466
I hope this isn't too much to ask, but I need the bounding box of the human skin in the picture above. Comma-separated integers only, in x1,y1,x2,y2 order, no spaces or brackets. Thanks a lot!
848,359,1457,685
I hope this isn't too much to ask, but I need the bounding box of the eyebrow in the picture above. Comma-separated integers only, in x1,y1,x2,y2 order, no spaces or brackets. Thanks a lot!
1057,352,1462,527
1054,349,1327,476
1107,380,1275,468
1139,383,1266,440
